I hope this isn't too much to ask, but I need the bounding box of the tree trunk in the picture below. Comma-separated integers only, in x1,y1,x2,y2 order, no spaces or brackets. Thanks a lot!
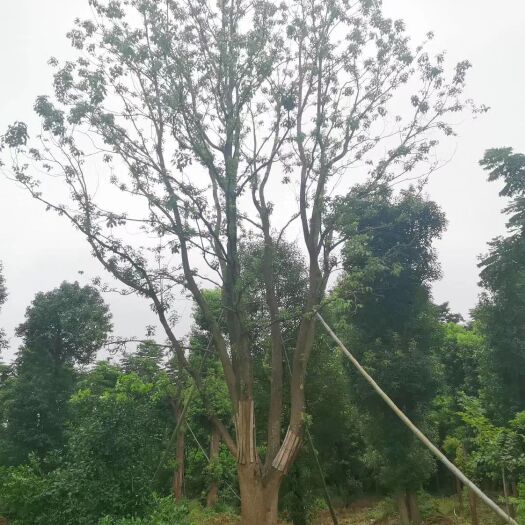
172,402,185,500
456,478,464,511
510,480,518,519
502,467,511,518
397,492,410,525
237,463,282,525
468,489,479,525
207,426,221,507
407,492,422,525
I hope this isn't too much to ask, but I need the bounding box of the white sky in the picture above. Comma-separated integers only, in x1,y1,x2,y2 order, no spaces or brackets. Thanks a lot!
0,0,523,361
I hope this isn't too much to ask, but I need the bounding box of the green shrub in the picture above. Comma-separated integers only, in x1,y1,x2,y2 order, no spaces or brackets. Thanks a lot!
99,497,190,524
98,497,237,525
0,461,52,524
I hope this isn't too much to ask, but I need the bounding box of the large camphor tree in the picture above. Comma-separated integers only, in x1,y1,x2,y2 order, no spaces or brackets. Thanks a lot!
2,0,477,522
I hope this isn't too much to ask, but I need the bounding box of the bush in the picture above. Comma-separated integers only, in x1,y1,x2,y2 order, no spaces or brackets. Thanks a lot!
0,461,52,524
99,498,238,525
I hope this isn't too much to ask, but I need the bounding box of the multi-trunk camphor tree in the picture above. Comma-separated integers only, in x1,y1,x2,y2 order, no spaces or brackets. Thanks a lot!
1,0,477,521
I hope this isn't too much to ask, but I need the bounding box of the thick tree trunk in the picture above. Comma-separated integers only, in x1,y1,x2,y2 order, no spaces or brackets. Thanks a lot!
397,492,410,525
207,426,221,507
238,463,282,525
407,492,422,525
468,489,479,525
234,397,287,525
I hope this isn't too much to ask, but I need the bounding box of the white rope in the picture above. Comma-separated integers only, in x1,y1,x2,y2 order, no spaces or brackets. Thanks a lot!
316,312,518,525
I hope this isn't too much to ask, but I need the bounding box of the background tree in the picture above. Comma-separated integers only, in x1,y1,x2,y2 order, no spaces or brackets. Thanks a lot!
332,186,446,523
475,148,525,421
57,365,174,524
0,262,6,352
2,0,476,521
0,360,177,525
436,321,482,399
122,340,191,501
1,281,112,464
0,262,11,468
429,318,485,506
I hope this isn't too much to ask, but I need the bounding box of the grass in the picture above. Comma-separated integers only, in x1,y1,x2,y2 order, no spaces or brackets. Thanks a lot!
310,493,508,525
95,493,515,525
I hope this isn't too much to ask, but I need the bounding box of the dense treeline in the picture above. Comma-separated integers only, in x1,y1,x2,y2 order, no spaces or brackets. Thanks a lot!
2,152,525,524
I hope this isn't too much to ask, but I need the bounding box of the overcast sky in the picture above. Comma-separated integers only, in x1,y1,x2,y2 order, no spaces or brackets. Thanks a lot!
0,0,523,362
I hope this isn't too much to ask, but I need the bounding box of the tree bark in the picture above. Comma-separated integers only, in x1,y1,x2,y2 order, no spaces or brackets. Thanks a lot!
397,492,410,525
407,492,422,525
207,426,221,507
468,489,479,525
237,462,282,525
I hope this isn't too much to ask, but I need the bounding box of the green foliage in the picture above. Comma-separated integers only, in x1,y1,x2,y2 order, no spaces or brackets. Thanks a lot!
475,234,525,420
335,185,446,323
16,281,112,365
0,458,52,524
334,187,445,494
1,282,112,464
447,396,525,487
475,148,525,421
1,351,76,464
480,148,525,204
99,497,191,525
430,323,485,456
239,240,307,336
0,360,176,525
100,497,238,525
517,482,525,524
60,369,173,522
438,323,483,397
365,497,397,522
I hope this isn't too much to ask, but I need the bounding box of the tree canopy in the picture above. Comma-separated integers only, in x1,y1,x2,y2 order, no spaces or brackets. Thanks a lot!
474,148,525,421
1,282,112,464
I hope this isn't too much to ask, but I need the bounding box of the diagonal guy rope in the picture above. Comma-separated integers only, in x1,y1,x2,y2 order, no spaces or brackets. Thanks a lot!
316,312,518,525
